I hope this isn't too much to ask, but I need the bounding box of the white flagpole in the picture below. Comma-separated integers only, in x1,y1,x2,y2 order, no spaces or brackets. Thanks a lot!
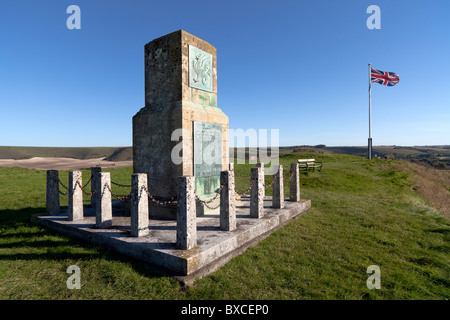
368,63,372,160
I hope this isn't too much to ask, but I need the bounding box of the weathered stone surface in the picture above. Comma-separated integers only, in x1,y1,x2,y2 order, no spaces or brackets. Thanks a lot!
131,173,149,237
133,30,229,219
90,166,102,209
46,170,60,215
220,170,236,231
272,165,284,209
68,171,83,221
290,163,300,202
96,172,112,228
176,176,197,250
250,167,264,218
256,163,265,198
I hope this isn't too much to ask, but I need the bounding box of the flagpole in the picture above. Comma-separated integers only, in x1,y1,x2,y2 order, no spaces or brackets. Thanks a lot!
368,63,372,160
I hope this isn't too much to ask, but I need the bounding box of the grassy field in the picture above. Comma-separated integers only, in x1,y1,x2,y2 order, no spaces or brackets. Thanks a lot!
0,153,448,299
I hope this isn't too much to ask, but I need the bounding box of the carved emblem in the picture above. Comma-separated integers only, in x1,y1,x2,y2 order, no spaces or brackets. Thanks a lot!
189,45,213,92
192,53,211,86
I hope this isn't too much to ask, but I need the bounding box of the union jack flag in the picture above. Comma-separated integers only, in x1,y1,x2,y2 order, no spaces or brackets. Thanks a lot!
370,67,400,86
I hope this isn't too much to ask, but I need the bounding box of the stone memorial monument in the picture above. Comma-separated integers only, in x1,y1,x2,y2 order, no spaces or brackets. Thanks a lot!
133,30,229,219
37,29,312,284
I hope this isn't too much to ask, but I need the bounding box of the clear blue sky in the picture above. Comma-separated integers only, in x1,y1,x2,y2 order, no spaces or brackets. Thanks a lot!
1,0,449,147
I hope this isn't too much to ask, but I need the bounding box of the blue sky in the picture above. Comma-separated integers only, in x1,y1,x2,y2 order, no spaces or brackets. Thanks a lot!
1,0,449,147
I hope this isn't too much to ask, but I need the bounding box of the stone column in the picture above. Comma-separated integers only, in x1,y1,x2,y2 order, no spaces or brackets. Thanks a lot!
90,166,102,209
220,170,236,231
46,170,60,215
131,173,149,237
290,163,300,202
176,176,197,250
256,163,265,198
250,167,264,218
229,163,234,172
96,172,112,228
68,171,83,221
272,165,284,209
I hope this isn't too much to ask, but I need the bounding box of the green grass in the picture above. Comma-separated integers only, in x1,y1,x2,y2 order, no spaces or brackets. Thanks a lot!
0,153,449,299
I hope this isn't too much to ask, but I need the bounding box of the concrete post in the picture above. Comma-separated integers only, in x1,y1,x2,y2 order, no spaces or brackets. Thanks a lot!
290,163,300,202
229,163,234,172
96,172,112,228
131,173,149,237
68,171,83,221
220,170,236,231
176,176,197,250
46,170,60,215
250,167,264,218
272,165,284,209
90,166,102,209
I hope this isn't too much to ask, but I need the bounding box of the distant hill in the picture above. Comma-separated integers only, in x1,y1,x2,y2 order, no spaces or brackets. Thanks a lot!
0,146,132,162
297,145,450,169
234,145,450,169
1,145,448,169
103,147,133,161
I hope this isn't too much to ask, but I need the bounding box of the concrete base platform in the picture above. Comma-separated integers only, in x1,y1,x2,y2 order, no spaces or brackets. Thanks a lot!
33,197,311,285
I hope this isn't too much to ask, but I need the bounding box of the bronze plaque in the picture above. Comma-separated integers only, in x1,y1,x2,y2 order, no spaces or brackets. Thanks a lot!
193,121,222,197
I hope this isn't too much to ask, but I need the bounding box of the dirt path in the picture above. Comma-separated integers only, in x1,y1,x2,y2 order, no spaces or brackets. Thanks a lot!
0,157,132,170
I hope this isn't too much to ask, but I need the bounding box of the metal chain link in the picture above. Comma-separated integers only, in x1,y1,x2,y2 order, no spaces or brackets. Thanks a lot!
235,179,255,197
81,175,92,190
111,180,132,188
76,180,94,196
263,175,276,189
283,170,296,182
234,171,251,178
195,184,225,208
58,177,91,196
142,185,177,207
200,198,221,210
105,183,131,201
58,179,69,191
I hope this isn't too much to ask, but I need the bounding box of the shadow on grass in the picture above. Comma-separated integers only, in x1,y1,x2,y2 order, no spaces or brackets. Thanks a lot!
0,207,169,281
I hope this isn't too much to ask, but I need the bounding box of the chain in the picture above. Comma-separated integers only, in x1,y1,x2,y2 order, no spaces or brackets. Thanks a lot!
234,171,251,177
76,180,95,196
195,184,225,207
283,170,296,182
200,198,221,210
58,177,91,195
142,185,177,206
81,175,92,190
56,176,129,199
105,183,131,201
263,175,276,189
58,179,69,191
111,180,132,188
236,179,255,197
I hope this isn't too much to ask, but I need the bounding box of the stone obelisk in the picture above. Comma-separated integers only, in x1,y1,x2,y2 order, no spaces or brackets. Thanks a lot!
133,30,229,219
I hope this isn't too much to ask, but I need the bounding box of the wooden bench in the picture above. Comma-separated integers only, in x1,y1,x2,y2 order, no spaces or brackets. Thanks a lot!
298,159,323,172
